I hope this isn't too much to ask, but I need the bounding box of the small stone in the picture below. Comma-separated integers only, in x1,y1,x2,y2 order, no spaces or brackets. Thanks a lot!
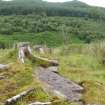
0,76,5,80
0,64,9,70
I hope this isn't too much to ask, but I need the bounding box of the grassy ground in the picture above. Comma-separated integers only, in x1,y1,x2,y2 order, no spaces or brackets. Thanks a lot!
0,49,69,105
57,44,105,105
0,43,105,105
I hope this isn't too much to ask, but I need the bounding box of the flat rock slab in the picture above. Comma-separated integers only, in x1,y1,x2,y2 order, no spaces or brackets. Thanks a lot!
0,64,9,70
35,67,84,102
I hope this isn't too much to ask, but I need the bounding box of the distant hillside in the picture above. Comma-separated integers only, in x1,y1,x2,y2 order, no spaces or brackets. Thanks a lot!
0,0,105,20
0,0,105,47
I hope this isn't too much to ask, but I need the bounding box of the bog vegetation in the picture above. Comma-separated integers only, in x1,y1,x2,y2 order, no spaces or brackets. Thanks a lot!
0,0,105,105
0,42,105,105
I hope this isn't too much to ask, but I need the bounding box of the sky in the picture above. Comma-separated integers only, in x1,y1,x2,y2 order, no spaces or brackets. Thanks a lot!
3,0,105,8
43,0,105,7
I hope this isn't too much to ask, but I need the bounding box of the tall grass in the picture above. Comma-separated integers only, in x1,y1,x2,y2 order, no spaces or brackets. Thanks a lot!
54,42,105,104
1,42,105,105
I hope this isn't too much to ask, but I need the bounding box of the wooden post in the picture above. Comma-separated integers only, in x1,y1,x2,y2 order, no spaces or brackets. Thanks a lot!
17,42,59,67
17,42,32,63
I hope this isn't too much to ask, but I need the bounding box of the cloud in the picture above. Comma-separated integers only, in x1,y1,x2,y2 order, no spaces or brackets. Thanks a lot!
2,0,105,7
79,0,105,7
3,0,12,1
43,0,105,7
43,0,70,2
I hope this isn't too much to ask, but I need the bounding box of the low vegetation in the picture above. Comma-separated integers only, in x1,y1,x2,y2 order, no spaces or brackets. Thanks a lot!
0,42,105,105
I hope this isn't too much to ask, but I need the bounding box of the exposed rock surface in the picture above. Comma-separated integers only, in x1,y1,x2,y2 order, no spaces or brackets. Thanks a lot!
35,66,84,102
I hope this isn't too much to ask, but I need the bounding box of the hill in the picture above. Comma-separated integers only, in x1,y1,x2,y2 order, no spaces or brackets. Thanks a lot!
0,0,105,20
0,0,105,47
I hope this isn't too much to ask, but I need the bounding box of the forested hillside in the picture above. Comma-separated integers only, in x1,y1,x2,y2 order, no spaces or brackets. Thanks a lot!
0,0,105,20
0,0,105,47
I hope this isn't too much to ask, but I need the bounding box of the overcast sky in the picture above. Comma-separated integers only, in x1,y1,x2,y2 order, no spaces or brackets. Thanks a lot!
43,0,105,7
4,0,105,8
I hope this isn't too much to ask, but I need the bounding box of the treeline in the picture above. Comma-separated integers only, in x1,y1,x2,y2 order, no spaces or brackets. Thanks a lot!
0,0,105,21
0,16,105,43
